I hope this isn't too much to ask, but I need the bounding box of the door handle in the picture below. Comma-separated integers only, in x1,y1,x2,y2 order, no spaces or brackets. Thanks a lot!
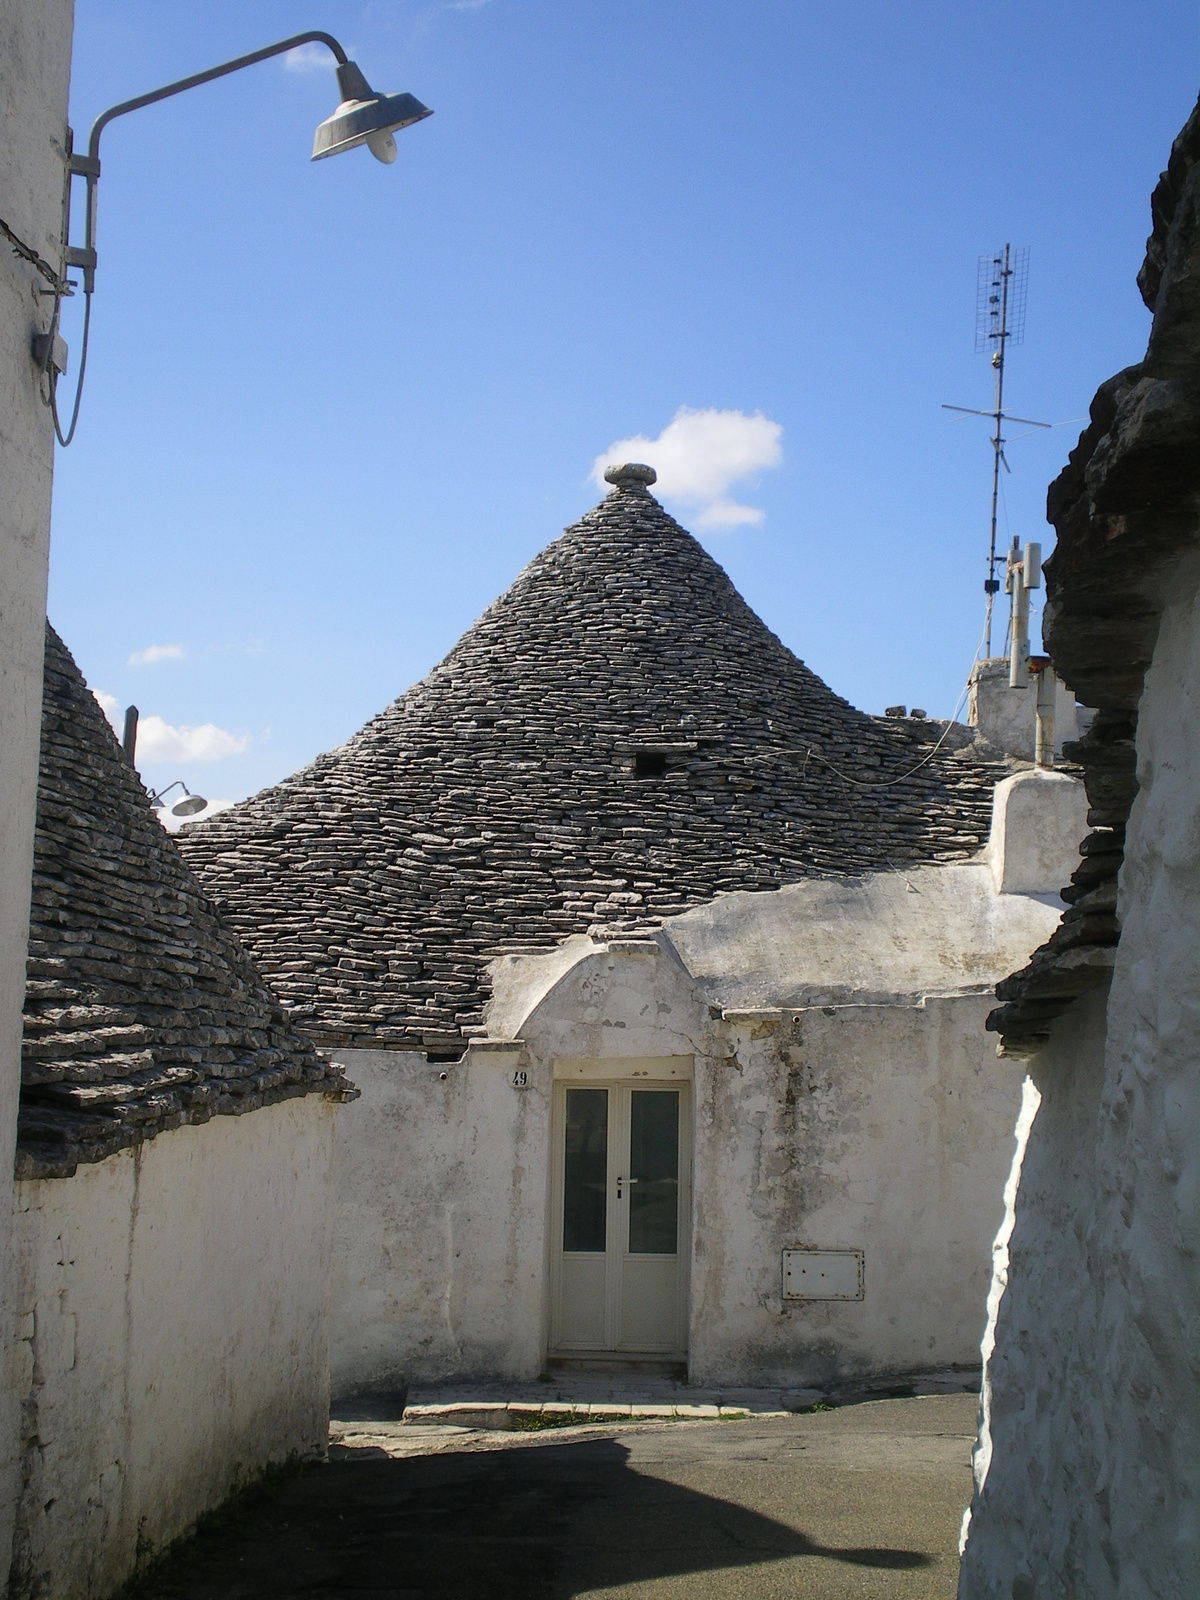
616,1176,639,1199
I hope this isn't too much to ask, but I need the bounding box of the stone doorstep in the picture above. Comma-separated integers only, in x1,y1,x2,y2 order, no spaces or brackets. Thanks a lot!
342,1371,977,1437
399,1400,792,1430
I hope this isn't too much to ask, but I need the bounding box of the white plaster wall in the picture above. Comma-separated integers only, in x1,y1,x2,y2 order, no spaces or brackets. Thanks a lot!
330,1046,550,1395
329,948,718,1393
689,995,1025,1386
987,769,1089,895
9,1098,338,1600
331,926,1029,1395
956,992,1110,1594
968,660,1079,760
505,943,1025,1384
960,568,1200,1598
0,0,75,1572
659,864,1065,1009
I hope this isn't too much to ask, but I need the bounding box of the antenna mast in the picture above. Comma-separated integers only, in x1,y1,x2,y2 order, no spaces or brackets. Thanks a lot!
944,244,1048,658
982,246,1020,655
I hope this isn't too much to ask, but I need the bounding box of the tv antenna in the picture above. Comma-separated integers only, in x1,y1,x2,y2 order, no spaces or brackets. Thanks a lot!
943,244,1050,657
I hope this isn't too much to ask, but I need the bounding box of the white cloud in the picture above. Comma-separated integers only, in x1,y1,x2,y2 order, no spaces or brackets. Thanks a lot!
592,406,783,530
93,689,121,733
127,643,185,668
93,688,246,764
134,717,249,764
283,41,338,72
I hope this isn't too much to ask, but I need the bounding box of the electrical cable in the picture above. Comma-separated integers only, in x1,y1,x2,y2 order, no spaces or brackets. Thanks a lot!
24,31,359,450
0,214,64,287
49,290,90,447
1,210,90,443
1,212,84,435
803,614,992,791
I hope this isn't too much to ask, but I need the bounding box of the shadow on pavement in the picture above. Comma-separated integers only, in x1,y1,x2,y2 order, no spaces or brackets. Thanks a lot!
136,1435,933,1599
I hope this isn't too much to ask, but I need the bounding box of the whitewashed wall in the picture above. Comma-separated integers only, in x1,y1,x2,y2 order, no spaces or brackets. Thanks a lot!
0,0,75,1570
330,1044,548,1395
330,853,1069,1396
959,570,1200,1598
9,1099,339,1600
691,995,1024,1385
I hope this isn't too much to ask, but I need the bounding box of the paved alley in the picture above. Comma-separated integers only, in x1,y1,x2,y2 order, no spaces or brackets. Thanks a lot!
131,1394,977,1599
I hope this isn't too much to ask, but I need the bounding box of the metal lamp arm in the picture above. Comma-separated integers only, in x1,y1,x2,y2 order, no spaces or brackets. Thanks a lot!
147,780,184,805
68,31,351,287
52,30,351,445
85,31,348,162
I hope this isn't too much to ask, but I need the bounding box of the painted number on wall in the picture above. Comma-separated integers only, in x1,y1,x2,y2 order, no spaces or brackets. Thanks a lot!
511,1069,529,1089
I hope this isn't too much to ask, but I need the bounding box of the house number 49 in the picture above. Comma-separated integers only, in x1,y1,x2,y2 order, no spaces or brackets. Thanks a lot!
511,1069,529,1089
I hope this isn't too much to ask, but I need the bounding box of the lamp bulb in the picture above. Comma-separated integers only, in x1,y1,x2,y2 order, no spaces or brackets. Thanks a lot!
366,129,397,164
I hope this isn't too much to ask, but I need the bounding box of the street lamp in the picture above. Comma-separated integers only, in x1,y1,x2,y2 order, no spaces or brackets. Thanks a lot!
41,30,431,443
312,60,430,163
148,781,208,819
121,711,208,817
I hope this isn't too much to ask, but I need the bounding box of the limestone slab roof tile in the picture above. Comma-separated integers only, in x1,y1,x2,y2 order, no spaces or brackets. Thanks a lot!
177,484,1009,1050
987,92,1200,1056
17,626,355,1180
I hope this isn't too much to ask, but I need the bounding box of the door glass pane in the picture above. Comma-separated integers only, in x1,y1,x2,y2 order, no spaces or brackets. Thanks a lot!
563,1088,607,1253
628,1090,679,1255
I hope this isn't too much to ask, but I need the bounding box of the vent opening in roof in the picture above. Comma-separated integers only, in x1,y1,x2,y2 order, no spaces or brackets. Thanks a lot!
634,751,668,779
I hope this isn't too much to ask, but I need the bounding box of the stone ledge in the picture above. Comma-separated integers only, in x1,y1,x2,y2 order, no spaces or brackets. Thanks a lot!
399,1401,762,1430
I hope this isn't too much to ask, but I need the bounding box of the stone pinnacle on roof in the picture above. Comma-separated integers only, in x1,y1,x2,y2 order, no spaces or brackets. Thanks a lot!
604,461,657,489
178,484,1008,1054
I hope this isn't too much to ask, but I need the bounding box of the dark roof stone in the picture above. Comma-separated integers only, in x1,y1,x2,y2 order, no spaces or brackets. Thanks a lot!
989,92,1200,1056
18,626,355,1181
178,488,1008,1050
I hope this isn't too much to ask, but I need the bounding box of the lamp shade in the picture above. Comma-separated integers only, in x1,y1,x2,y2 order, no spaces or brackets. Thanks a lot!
312,60,432,163
171,790,208,817
150,783,207,816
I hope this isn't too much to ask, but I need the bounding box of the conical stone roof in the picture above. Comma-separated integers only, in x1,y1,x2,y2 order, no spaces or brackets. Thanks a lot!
18,626,354,1179
178,480,1007,1052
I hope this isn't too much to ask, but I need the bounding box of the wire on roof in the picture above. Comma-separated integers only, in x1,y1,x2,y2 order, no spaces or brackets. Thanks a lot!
804,616,991,790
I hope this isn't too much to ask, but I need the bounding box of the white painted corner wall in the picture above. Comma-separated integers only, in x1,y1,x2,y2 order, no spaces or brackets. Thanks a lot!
9,1099,339,1600
960,565,1200,1597
0,0,75,1574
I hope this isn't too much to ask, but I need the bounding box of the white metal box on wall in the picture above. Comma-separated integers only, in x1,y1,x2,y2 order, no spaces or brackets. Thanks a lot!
782,1249,865,1301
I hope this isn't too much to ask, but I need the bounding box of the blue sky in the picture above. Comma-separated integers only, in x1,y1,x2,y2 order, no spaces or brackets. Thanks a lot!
49,1,1200,814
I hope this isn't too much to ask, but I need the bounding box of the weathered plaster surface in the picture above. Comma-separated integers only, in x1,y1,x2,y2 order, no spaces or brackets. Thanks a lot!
0,0,74,1571
986,770,1089,896
9,1098,338,1600
330,1045,546,1396
968,660,1079,761
657,861,1069,1011
960,571,1200,1598
333,855,1057,1393
958,1073,1042,1559
689,993,1025,1385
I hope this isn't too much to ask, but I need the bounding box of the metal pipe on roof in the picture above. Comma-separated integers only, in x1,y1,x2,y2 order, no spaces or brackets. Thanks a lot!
121,705,138,767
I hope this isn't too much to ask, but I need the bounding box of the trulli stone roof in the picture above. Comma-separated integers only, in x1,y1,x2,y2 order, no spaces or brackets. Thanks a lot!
177,479,1008,1053
17,626,355,1180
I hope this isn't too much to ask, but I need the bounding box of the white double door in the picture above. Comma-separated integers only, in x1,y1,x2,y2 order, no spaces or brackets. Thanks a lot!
550,1078,690,1357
